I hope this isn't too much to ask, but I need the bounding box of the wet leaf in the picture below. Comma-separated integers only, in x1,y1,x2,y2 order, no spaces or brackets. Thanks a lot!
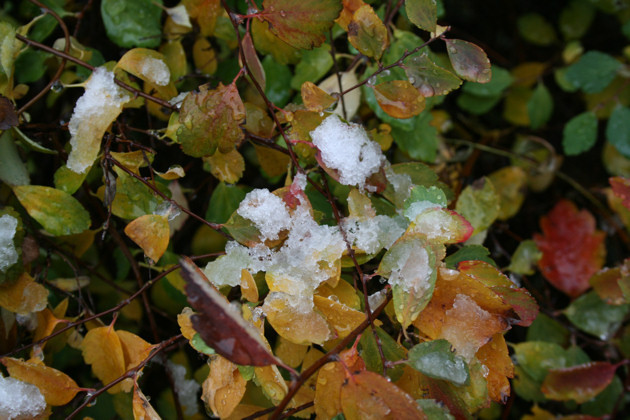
313,294,367,338
348,5,388,59
124,214,170,263
405,0,437,32
254,363,288,404
115,48,172,87
177,83,246,157
251,19,302,66
340,370,426,420
263,293,332,344
407,339,469,385
564,291,630,340
476,333,514,403
445,39,491,83
0,272,47,314
302,81,337,112
192,36,218,75
1,357,80,406
360,326,405,381
527,82,553,129
184,0,221,36
290,45,333,90
201,355,246,418
203,149,245,184
180,257,279,366
101,0,163,48
373,80,425,119
405,54,462,97
534,200,605,297
487,166,528,220
260,0,343,50
132,384,161,420
444,245,495,269
606,106,630,159
455,177,500,235
563,111,598,156
565,51,621,94
241,32,265,90
542,362,619,404
81,325,128,394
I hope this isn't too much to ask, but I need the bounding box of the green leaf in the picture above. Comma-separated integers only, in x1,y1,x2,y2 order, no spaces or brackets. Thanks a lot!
512,341,568,383
12,185,91,236
559,0,595,40
405,0,437,32
359,326,405,381
14,49,50,84
405,53,462,97
456,93,501,115
101,0,163,48
445,39,491,83
455,177,500,235
527,83,553,129
54,165,88,195
444,245,496,269
517,13,557,46
403,185,447,216
0,130,29,186
391,111,438,162
262,56,293,107
260,0,342,50
463,66,513,97
565,51,621,94
407,339,470,386
563,111,598,156
415,399,454,420
564,291,630,340
507,239,542,276
190,333,216,356
525,313,569,346
606,106,630,159
206,182,248,224
237,365,255,381
290,45,333,90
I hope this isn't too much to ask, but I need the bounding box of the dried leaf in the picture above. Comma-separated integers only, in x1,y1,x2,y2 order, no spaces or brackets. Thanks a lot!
373,80,425,119
81,325,128,394
180,257,279,366
177,82,245,157
203,149,245,184
124,214,170,263
0,272,48,315
445,39,491,83
301,81,337,112
348,5,388,59
405,53,462,97
0,95,18,129
341,370,427,420
534,200,606,297
1,357,80,406
132,384,161,420
260,0,343,50
542,362,619,404
201,355,247,418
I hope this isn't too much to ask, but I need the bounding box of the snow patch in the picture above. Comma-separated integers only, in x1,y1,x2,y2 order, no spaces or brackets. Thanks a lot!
0,376,47,420
310,115,384,190
441,294,494,361
0,214,18,273
342,215,405,254
165,361,200,416
388,242,433,296
140,57,171,86
237,189,292,241
204,242,252,287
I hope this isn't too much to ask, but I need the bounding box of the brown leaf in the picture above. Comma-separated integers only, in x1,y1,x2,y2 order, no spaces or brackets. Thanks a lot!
180,257,279,366
241,32,266,90
373,80,425,119
542,362,619,404
260,0,343,50
202,355,247,418
340,370,427,420
1,357,80,406
124,214,170,263
0,95,18,129
444,39,491,83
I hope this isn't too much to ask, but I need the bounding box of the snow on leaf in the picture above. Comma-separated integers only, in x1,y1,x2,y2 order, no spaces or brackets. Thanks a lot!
115,48,172,86
341,370,427,420
132,384,161,420
66,67,130,174
177,82,245,157
373,80,425,119
445,39,491,83
1,357,80,406
405,0,437,32
541,362,619,404
347,4,389,59
405,53,462,97
301,81,337,112
533,200,605,298
201,355,247,418
0,272,48,315
124,214,170,263
180,257,280,366
406,208,473,244
260,0,343,50
81,325,128,394
0,213,19,274
0,376,47,420
13,185,91,236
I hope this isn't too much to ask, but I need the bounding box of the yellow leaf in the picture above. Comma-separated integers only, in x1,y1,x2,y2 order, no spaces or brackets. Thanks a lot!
133,384,162,420
2,357,80,406
201,355,247,418
0,272,48,314
313,295,367,338
81,325,127,394
192,36,218,75
254,364,288,405
117,330,154,371
124,214,170,263
177,307,197,340
274,336,309,368
48,276,90,292
301,81,337,112
347,5,389,59
240,269,259,302
203,149,245,184
316,280,361,310
254,144,291,178
263,294,331,345
488,166,528,220
476,333,514,403
156,165,185,180
115,48,172,88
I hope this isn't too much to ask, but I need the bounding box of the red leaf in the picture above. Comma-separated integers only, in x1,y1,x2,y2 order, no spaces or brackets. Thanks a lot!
180,257,279,366
260,0,343,50
533,200,605,298
491,286,539,327
542,362,619,404
610,176,630,211
0,96,18,130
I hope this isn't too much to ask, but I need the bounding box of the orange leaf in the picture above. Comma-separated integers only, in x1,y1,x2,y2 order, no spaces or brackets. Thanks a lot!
373,80,425,119
314,348,365,419
534,200,606,297
201,355,247,418
340,370,426,420
203,149,245,184
260,0,343,50
116,330,154,371
183,0,221,36
132,384,161,420
336,0,365,31
542,362,619,404
124,214,170,263
81,325,128,394
475,333,514,403
240,269,259,302
1,357,80,406
0,272,48,315
347,5,388,59
301,81,337,112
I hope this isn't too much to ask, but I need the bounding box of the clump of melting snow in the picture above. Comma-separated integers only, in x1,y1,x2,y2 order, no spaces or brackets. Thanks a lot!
165,361,200,416
0,214,19,273
368,289,388,309
342,215,405,254
385,167,413,205
140,57,171,86
388,243,433,296
404,200,442,221
310,115,385,190
440,294,494,361
67,67,130,174
237,189,292,241
0,376,46,420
